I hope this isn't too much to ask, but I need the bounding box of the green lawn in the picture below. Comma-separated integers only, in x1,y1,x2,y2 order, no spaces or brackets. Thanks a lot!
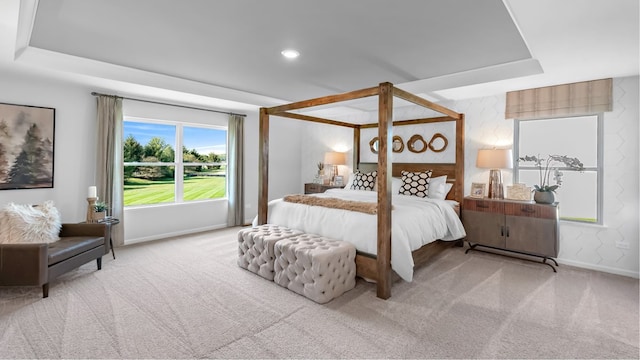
124,176,226,206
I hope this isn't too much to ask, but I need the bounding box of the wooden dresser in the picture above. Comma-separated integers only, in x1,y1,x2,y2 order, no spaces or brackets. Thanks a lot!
462,196,559,271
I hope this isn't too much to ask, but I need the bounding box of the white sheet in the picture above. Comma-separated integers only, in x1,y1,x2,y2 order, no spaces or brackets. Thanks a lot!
252,189,466,282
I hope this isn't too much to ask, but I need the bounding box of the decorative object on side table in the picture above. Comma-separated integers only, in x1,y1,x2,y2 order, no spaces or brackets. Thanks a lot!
93,201,108,222
314,162,324,184
476,148,513,199
470,183,486,198
518,154,584,204
323,151,346,184
506,183,532,201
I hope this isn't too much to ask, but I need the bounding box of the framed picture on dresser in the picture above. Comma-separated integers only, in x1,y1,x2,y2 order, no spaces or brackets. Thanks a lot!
470,183,486,198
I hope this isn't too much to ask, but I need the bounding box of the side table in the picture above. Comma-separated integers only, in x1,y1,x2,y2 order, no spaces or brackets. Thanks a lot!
97,217,120,259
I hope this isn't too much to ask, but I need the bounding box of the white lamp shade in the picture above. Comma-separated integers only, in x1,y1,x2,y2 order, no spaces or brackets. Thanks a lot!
324,151,346,165
476,149,513,169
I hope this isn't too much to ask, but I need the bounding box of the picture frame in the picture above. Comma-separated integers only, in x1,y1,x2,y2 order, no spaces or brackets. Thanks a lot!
333,175,344,186
506,183,533,201
470,182,486,198
0,102,55,190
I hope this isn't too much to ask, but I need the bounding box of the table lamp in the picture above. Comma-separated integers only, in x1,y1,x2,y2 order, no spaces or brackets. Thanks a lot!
476,149,513,199
324,151,346,183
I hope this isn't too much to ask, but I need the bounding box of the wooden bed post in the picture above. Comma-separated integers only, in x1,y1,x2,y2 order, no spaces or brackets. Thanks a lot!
377,82,393,299
353,126,360,170
258,108,269,225
455,114,465,203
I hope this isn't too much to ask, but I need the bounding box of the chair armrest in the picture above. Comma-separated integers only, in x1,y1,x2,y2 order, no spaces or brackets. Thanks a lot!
0,243,48,286
59,223,107,238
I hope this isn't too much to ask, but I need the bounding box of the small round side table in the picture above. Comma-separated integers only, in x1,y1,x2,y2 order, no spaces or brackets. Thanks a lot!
98,217,120,259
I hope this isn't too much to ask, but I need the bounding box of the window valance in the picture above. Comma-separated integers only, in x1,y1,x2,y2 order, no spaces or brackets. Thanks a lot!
505,78,612,120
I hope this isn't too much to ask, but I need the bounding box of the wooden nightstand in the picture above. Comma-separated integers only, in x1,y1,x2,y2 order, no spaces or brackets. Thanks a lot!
462,196,559,271
304,183,344,194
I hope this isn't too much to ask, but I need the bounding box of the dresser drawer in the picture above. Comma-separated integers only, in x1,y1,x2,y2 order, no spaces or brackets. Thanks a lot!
305,183,323,194
504,202,558,219
463,198,504,214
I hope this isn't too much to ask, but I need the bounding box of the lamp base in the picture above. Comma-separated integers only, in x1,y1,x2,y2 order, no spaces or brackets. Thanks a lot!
488,170,504,199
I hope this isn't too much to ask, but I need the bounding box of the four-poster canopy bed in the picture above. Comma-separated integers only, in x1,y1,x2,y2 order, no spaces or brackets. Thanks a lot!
257,82,465,299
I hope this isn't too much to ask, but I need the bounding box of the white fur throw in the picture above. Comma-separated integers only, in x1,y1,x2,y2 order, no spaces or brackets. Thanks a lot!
0,201,62,244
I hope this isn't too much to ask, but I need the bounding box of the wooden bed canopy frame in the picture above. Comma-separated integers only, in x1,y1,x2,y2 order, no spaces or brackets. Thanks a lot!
258,82,465,299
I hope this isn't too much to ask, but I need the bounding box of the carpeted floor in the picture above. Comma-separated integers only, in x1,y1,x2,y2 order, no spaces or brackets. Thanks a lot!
0,226,638,359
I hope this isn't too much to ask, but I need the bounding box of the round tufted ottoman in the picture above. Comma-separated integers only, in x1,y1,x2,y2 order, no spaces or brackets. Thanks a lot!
237,224,303,280
274,234,356,304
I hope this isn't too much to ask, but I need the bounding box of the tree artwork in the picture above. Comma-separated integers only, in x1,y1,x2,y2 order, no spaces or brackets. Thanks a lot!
0,104,55,190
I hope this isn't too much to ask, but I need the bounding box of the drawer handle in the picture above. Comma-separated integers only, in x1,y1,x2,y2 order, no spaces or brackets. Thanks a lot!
477,203,489,208
521,207,536,213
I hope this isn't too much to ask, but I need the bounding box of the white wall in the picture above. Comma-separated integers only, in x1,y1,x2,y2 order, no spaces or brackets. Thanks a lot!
300,76,639,278
0,68,96,222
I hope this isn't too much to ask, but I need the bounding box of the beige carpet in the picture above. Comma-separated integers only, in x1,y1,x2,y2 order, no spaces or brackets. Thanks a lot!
0,226,638,359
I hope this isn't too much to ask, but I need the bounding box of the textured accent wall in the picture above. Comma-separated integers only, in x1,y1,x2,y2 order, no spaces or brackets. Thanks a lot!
300,76,639,278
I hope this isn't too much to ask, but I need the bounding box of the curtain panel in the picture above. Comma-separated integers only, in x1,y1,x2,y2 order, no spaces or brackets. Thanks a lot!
505,78,612,120
96,95,125,246
227,114,244,226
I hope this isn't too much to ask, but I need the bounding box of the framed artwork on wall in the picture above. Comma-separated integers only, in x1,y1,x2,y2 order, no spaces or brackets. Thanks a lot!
0,102,55,190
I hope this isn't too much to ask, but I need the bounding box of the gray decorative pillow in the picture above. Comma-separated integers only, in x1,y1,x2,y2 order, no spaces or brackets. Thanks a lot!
350,171,377,191
399,170,433,198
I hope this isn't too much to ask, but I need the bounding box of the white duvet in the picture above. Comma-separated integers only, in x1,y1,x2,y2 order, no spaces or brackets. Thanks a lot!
253,189,466,282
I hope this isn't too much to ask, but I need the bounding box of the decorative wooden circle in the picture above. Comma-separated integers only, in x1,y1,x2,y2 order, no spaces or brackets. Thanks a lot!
369,137,379,154
407,134,427,153
392,135,404,153
428,133,448,152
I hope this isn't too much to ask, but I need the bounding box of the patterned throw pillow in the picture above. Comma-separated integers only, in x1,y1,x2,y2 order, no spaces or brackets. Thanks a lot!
399,170,433,198
350,171,377,191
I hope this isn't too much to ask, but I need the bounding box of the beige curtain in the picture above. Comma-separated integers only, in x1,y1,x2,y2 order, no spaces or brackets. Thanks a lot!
227,114,245,226
505,78,612,119
96,95,125,246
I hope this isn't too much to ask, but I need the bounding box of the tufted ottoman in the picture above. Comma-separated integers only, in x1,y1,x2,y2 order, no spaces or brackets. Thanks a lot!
237,224,303,280
274,234,356,304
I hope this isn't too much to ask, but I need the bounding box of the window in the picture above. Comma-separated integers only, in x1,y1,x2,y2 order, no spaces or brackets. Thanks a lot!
123,119,227,207
514,114,602,224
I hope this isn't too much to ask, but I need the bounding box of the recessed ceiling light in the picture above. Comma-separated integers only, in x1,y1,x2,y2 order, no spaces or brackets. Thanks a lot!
281,49,300,59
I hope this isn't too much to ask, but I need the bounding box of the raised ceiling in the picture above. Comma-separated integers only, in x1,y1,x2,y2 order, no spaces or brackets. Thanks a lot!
0,0,637,114
28,0,536,104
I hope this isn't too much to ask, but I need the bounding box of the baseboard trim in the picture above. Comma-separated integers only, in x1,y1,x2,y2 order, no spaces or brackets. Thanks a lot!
556,258,639,279
124,224,228,246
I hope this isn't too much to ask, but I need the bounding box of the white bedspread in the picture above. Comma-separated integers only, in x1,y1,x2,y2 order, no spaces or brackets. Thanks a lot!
252,189,466,282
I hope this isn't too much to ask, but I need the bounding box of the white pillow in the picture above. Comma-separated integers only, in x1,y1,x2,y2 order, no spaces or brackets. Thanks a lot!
0,201,61,244
344,172,355,189
427,175,453,200
373,177,402,193
392,177,402,194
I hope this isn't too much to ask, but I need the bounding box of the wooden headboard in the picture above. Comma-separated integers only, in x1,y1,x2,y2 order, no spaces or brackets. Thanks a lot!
357,162,463,204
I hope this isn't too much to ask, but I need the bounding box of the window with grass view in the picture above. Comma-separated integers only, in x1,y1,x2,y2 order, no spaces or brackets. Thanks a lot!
123,119,227,207
515,114,602,224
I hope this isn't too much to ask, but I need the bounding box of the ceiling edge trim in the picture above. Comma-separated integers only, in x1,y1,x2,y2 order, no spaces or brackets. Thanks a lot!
14,0,38,59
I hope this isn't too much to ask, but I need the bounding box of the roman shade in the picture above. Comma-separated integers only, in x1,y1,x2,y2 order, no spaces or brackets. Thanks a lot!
505,78,612,120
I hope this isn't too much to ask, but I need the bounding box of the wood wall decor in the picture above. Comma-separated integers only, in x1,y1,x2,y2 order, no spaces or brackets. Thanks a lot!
407,134,427,153
428,133,448,152
369,137,379,154
392,135,404,153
